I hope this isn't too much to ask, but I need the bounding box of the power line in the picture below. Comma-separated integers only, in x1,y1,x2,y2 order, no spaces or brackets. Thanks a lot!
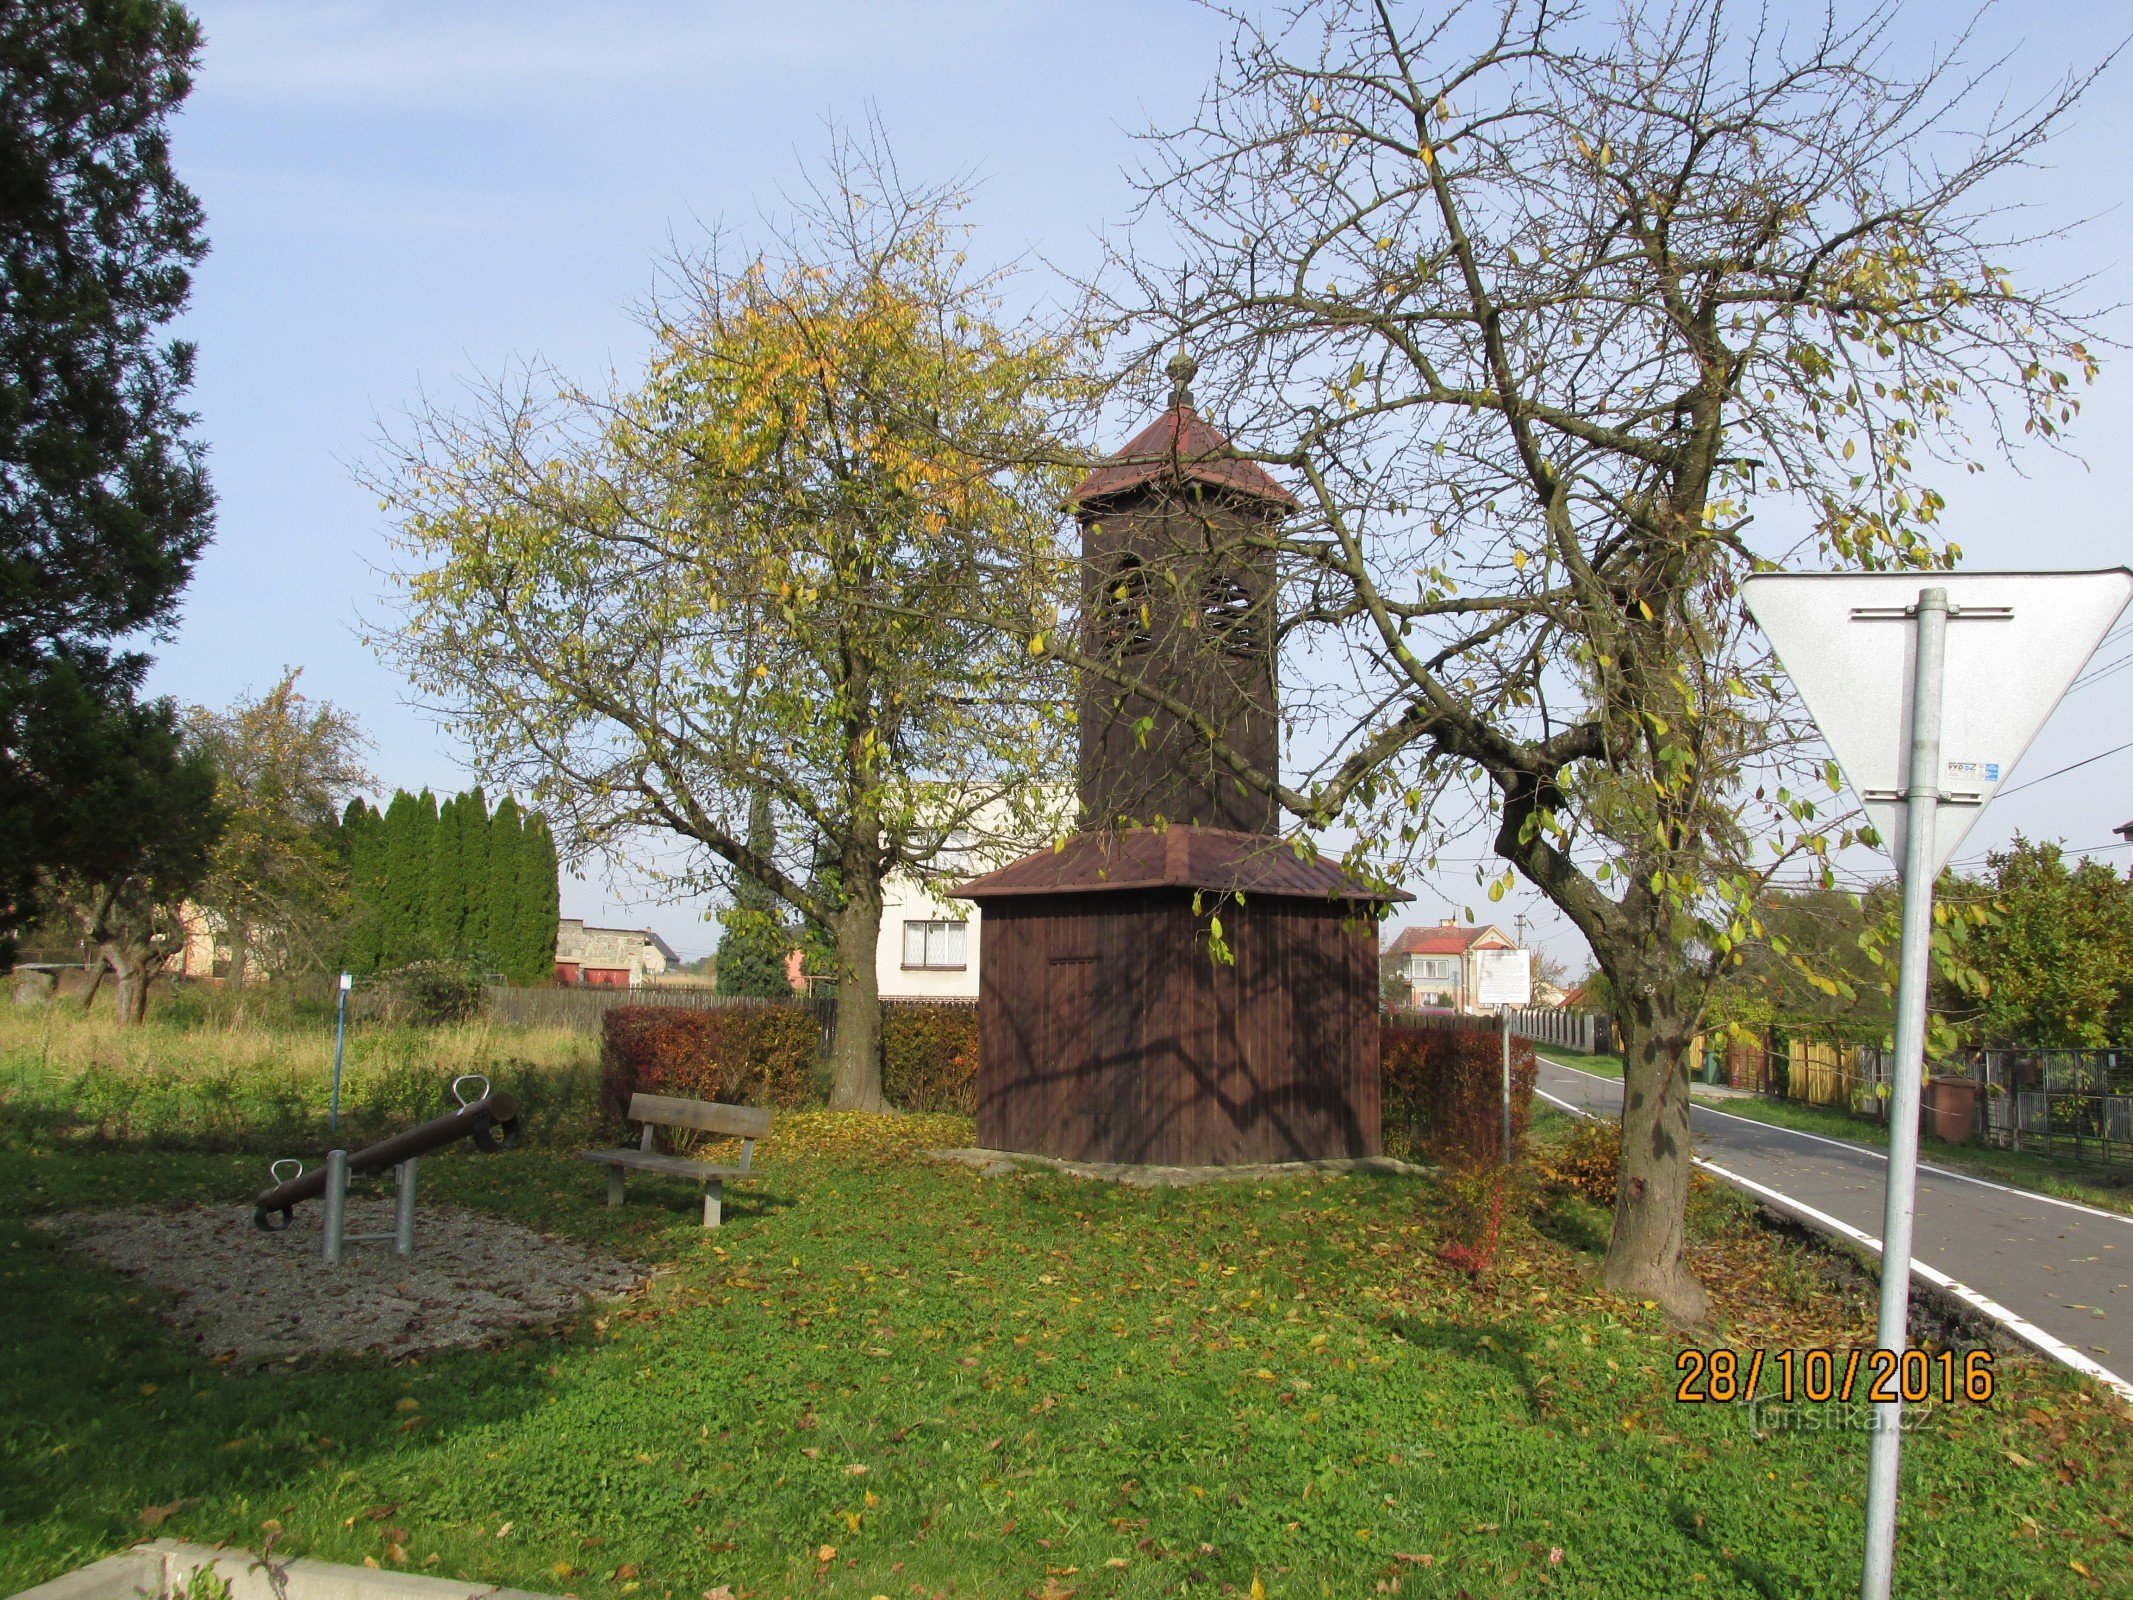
1993,737,2133,799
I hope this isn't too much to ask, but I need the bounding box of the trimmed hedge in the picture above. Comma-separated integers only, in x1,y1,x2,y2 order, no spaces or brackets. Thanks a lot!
600,1005,822,1124
1381,1016,1538,1165
881,1002,979,1114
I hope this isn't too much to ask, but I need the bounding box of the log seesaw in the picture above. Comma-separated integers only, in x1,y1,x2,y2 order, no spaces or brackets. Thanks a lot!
252,1075,520,1262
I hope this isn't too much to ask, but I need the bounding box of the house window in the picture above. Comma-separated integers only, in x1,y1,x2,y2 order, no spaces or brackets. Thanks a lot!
902,919,969,970
1407,955,1458,981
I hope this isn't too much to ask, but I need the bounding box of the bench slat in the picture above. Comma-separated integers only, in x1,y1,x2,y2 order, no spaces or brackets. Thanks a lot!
578,1149,751,1181
626,1092,772,1139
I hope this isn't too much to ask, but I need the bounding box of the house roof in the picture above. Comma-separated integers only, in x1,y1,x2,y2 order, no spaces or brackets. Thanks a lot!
953,825,1407,903
558,922,678,963
1068,404,1298,513
1385,922,1513,957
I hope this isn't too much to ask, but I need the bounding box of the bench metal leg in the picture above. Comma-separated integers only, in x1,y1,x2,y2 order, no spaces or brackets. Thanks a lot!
703,1180,722,1229
607,1167,625,1207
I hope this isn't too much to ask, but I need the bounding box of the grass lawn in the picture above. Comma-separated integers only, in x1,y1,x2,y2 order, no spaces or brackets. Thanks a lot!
4,1103,2130,1600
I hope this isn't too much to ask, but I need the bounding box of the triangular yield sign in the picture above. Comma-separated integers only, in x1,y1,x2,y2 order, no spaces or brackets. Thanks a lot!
1741,569,2133,873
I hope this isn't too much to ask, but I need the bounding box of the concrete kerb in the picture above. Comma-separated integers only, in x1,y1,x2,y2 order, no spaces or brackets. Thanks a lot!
926,1147,1431,1188
7,1542,559,1600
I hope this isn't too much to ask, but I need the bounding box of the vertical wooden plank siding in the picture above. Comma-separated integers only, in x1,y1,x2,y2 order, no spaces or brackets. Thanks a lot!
973,889,1382,1165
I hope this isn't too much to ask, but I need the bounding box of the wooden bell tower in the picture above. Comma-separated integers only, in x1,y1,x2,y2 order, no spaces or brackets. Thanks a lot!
1074,354,1287,834
955,357,1404,1167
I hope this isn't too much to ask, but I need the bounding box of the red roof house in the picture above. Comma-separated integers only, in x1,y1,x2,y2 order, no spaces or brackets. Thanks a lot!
1382,918,1518,1013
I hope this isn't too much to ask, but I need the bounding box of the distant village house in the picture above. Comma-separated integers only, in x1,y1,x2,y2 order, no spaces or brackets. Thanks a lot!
554,920,678,988
1382,918,1523,1013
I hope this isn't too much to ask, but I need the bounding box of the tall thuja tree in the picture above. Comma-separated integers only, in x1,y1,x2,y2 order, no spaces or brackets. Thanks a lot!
1081,0,2105,1316
0,0,215,956
482,793,524,969
336,798,386,971
377,135,1081,1107
512,810,560,984
717,790,792,997
457,786,491,965
378,789,435,966
423,793,466,956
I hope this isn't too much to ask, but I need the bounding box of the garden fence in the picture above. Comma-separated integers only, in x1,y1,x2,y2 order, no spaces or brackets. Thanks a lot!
1695,1028,2133,1168
485,984,836,1035
1384,1005,1612,1054
1959,1048,2133,1166
1503,1007,1613,1055
483,984,976,1040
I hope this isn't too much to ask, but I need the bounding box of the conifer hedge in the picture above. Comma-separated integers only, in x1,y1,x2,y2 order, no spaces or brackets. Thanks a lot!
335,787,560,983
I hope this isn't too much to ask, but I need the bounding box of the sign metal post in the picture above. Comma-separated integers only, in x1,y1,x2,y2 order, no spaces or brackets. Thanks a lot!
330,971,351,1133
1742,568,2133,1600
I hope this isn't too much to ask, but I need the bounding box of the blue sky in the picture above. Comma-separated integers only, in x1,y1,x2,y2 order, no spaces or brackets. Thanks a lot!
150,1,2133,966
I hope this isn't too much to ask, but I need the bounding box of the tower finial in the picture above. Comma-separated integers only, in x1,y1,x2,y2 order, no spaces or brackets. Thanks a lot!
1165,350,1199,411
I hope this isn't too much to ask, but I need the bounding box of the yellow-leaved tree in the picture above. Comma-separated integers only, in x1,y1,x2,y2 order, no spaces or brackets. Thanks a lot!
373,140,1086,1108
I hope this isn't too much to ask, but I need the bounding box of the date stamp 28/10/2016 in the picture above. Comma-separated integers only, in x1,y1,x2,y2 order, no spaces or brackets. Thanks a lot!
1674,1347,1997,1407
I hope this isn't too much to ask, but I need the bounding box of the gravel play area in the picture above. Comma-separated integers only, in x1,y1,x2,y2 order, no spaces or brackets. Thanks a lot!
34,1200,646,1362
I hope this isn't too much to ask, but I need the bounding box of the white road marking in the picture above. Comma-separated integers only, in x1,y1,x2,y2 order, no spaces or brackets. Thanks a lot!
1530,1076,2133,1403
1537,1056,2132,1226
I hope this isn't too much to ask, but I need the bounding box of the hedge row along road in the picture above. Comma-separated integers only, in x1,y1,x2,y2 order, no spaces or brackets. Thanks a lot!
1532,1056,2133,1402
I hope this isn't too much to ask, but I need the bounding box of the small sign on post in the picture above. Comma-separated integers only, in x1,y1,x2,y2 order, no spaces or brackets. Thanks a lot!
1743,567,2133,1600
1473,949,1533,1163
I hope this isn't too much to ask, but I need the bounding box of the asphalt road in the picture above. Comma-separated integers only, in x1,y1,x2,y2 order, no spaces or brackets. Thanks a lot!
1533,1055,2133,1397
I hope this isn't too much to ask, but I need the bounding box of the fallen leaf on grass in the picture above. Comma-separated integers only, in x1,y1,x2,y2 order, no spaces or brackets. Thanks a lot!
139,1499,195,1528
703,1588,735,1600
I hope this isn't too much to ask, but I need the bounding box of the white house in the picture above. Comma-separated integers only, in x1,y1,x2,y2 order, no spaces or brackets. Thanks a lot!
874,791,1072,1001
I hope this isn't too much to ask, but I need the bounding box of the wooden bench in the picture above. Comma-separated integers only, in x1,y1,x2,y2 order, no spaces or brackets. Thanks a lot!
578,1093,770,1227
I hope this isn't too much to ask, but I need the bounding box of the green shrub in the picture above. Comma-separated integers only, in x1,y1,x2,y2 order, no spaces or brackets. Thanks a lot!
366,961,486,1026
1380,1017,1537,1165
600,1004,823,1125
880,1002,978,1113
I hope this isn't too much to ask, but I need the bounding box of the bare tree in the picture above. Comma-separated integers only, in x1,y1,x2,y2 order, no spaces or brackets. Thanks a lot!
1058,0,2103,1315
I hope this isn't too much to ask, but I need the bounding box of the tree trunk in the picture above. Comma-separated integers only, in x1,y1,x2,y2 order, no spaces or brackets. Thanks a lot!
825,868,886,1112
78,958,106,1013
226,918,250,989
1602,976,1708,1323
101,940,152,1028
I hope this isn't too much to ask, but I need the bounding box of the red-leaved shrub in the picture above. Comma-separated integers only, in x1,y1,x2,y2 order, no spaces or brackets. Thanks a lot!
1382,1016,1539,1277
1381,1017,1539,1165
881,1001,979,1114
601,1004,822,1125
